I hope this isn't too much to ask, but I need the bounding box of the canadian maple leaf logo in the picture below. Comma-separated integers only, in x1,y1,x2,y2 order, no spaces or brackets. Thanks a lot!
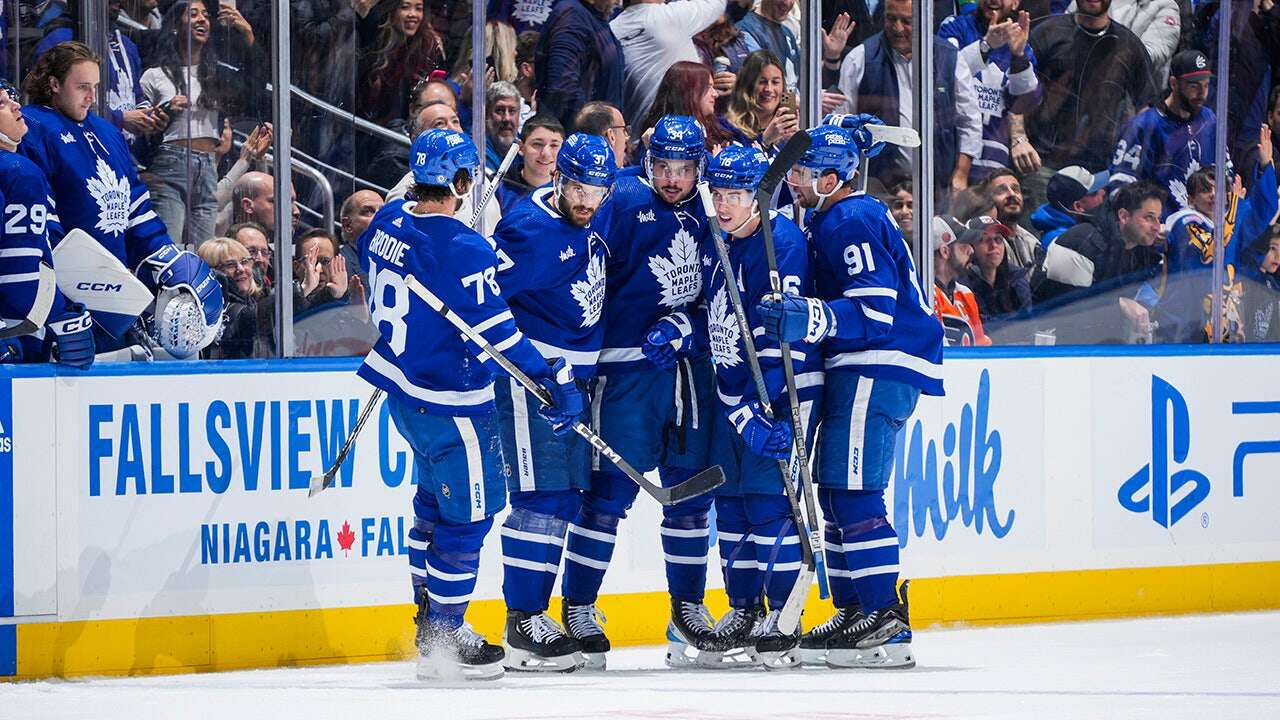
570,250,606,327
648,228,702,308
707,286,742,367
337,521,355,555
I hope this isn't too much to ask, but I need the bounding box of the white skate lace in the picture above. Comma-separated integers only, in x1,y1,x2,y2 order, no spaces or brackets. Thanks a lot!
756,610,783,638
678,602,716,633
520,613,568,644
451,622,487,649
810,608,849,636
566,603,606,638
712,608,754,637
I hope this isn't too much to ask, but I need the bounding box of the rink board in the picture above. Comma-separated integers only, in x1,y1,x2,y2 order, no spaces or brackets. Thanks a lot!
1,348,1279,679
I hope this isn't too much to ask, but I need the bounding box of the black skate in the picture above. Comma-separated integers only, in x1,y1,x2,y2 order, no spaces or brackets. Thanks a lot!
753,609,801,670
504,610,584,673
413,592,505,681
796,605,861,666
825,580,915,669
698,605,765,669
562,602,610,670
665,599,724,668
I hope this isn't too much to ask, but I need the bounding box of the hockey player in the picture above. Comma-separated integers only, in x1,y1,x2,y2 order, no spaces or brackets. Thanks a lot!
357,128,584,681
0,78,95,368
491,133,615,673
758,124,944,669
695,145,824,668
559,115,718,669
18,41,222,355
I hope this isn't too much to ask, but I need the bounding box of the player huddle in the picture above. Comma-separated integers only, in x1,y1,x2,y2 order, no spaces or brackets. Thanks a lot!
355,112,944,681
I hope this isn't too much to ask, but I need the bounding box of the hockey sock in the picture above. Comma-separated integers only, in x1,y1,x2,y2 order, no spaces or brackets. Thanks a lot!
561,470,637,605
821,488,900,612
822,521,858,608
715,496,759,608
501,490,579,614
660,467,713,603
408,483,441,602
744,493,802,611
423,516,495,630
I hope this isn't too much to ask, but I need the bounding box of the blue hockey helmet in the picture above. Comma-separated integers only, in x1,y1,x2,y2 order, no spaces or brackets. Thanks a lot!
705,145,769,190
557,132,617,187
796,125,861,184
648,115,706,162
410,128,480,187
822,112,887,159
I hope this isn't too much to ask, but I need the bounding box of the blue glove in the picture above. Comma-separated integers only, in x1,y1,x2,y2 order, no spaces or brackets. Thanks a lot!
824,112,887,158
138,245,225,329
536,358,585,436
757,294,836,343
47,303,96,369
641,311,693,369
728,400,793,459
0,338,24,363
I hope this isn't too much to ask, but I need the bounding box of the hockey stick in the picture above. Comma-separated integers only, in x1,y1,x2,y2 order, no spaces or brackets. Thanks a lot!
0,263,57,340
404,274,724,506
470,138,521,228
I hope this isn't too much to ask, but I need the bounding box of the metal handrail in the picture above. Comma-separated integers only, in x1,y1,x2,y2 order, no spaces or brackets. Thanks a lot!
261,79,411,148
260,151,335,236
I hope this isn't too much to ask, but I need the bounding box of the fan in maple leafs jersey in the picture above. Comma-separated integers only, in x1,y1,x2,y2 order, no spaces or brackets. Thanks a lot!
489,133,613,673
559,115,721,670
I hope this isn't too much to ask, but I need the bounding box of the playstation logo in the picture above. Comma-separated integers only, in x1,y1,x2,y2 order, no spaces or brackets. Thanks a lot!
1118,375,1210,528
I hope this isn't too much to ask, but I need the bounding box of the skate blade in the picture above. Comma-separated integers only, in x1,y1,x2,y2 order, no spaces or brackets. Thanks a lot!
693,646,761,670
416,655,506,681
503,647,584,673
578,652,607,672
665,641,701,669
826,641,915,670
793,646,828,667
758,649,800,671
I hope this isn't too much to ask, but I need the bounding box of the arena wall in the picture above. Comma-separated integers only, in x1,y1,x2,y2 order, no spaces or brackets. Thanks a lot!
2,347,1279,679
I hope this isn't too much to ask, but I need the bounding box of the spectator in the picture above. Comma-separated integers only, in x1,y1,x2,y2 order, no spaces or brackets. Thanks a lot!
573,101,630,167
486,81,522,171
1241,84,1280,189
950,185,997,221
117,0,162,30
534,0,626,130
963,215,1033,335
230,220,273,288
212,121,272,236
724,49,799,149
931,215,993,345
197,237,264,359
1023,0,1156,212
610,0,723,124
1238,228,1280,343
980,168,1039,269
293,229,350,312
514,30,541,124
938,0,1042,184
1108,49,1218,217
231,171,300,236
496,114,564,215
737,0,801,88
1028,165,1109,247
823,0,883,59
1070,0,1180,93
1033,181,1165,343
141,0,253,247
491,0,556,35
637,61,735,150
694,12,762,86
836,0,982,192
359,0,445,125
338,189,384,288
885,179,914,238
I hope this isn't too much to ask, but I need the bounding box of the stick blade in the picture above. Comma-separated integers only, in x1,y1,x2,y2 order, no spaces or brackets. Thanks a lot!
659,465,726,505
759,131,813,196
778,562,816,635
307,472,334,498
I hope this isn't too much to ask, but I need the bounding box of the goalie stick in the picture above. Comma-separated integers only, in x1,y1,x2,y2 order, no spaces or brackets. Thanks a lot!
404,274,724,506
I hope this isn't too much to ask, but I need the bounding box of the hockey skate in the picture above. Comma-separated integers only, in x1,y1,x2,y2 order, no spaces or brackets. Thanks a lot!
825,581,915,669
697,605,765,669
795,605,861,666
562,602,610,670
503,610,584,673
414,590,505,681
664,599,725,668
753,609,801,670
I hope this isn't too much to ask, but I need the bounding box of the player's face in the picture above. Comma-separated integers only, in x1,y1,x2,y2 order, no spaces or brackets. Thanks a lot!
1120,198,1164,247
396,0,424,37
0,83,28,145
1189,182,1215,218
973,232,1006,271
556,176,608,227
1262,237,1280,275
488,97,520,148
890,189,913,236
521,127,563,182
342,191,384,242
753,64,783,114
1173,77,1210,113
988,175,1023,220
710,187,757,232
785,166,838,208
650,159,698,204
51,61,100,122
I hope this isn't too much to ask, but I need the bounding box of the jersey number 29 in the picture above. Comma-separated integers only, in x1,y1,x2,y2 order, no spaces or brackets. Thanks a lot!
4,204,48,236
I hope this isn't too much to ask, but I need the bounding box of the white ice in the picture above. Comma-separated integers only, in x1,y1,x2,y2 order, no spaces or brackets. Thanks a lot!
4,612,1278,720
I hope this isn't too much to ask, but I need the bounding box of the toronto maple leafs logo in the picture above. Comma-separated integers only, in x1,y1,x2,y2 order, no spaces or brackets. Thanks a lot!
648,228,702,308
707,287,741,367
1170,157,1202,210
511,0,553,26
570,250,606,327
86,156,131,236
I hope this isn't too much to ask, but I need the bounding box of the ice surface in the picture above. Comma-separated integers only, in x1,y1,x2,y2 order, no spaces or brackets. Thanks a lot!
3,612,1277,720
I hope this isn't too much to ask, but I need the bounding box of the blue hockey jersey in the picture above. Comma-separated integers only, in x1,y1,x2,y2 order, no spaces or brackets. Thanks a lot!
0,151,73,352
357,200,555,416
808,193,944,396
493,186,607,378
593,176,707,373
699,211,822,409
17,105,172,273
1109,104,1222,218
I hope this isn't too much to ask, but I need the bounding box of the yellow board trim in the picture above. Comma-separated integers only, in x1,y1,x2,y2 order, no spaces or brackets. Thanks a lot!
10,560,1280,680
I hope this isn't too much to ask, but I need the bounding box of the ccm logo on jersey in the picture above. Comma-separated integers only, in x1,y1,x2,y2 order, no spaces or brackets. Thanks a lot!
76,281,124,293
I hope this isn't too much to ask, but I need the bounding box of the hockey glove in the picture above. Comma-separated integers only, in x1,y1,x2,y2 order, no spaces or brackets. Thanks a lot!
536,358,585,436
757,293,836,343
0,338,24,363
47,303,96,369
827,113,888,159
641,311,693,369
728,400,793,459
138,245,225,330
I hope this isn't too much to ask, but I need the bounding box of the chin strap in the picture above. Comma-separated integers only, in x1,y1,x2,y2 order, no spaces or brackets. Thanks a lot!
0,133,18,150
728,207,761,237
